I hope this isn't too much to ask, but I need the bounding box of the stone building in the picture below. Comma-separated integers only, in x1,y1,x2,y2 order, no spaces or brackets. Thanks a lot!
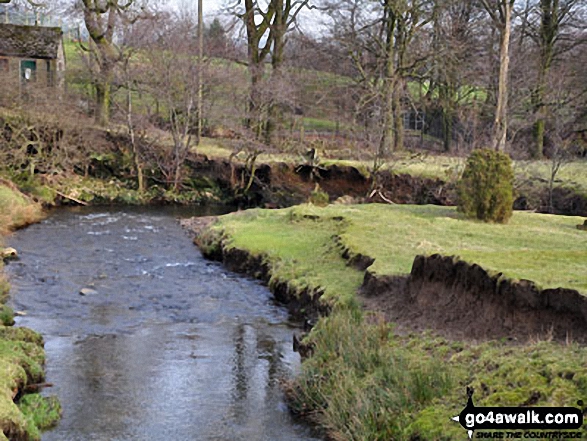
0,23,65,89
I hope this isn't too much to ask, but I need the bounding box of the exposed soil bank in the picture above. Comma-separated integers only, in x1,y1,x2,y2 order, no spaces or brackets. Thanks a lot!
188,215,587,345
187,207,587,441
361,254,587,343
548,187,587,217
186,155,587,216
185,217,329,324
185,156,453,208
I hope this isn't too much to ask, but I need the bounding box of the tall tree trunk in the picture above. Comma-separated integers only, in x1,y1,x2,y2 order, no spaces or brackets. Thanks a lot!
533,79,548,159
196,0,203,146
266,0,285,144
244,0,262,137
442,101,454,153
83,1,119,127
380,0,396,157
533,0,557,159
393,78,404,151
126,77,144,193
95,70,112,127
493,2,512,152
248,64,264,137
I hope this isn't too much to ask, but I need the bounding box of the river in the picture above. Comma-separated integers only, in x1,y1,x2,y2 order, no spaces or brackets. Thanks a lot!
6,206,320,441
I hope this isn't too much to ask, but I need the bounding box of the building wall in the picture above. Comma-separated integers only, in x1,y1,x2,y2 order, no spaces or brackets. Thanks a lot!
0,55,61,88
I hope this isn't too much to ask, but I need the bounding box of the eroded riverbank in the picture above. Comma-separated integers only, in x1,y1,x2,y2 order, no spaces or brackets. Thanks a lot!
6,206,321,441
191,205,587,440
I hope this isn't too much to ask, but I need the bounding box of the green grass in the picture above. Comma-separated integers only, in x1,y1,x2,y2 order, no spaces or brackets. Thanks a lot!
331,204,587,293
0,179,57,440
0,329,47,441
0,306,14,327
206,204,587,439
516,160,587,194
196,138,234,159
18,395,61,439
205,204,587,440
0,184,44,234
205,208,364,308
404,334,587,439
302,117,340,132
204,204,586,439
289,311,587,441
288,310,456,440
211,204,587,295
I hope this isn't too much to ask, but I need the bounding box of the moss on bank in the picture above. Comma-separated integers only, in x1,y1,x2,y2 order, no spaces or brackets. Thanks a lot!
8,172,225,207
201,204,587,440
0,182,61,440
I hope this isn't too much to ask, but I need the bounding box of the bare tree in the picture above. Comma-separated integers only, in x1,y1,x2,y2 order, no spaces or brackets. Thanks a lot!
324,0,432,154
197,0,203,145
479,0,517,152
77,0,153,126
521,0,586,158
427,0,481,152
229,0,309,142
140,13,202,191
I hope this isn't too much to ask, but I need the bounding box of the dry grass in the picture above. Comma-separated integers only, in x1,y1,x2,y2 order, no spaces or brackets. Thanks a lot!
0,185,44,235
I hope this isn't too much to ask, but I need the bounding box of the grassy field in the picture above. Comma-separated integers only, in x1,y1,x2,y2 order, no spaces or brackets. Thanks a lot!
204,204,587,440
209,204,587,295
0,184,60,440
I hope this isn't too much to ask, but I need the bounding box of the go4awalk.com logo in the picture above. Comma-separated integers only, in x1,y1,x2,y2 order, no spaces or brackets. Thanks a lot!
452,388,585,439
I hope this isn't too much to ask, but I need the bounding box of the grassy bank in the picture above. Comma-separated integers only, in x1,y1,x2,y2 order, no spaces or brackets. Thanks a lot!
201,204,587,440
0,183,61,440
204,204,587,295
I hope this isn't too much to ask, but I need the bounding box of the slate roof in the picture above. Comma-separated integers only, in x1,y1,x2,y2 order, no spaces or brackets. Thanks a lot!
0,24,62,59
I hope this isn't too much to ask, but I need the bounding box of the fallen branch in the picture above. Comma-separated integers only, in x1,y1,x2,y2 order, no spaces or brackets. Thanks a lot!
23,383,54,394
369,189,396,205
54,190,88,206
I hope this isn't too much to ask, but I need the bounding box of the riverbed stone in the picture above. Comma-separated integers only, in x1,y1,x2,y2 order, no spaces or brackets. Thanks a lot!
1,247,18,261
79,288,98,296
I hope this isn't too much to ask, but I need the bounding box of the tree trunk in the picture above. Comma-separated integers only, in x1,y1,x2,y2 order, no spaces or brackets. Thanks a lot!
266,0,285,145
83,2,119,128
244,0,267,139
442,107,454,153
533,0,556,159
380,0,396,157
393,79,404,151
493,2,512,152
95,75,111,127
196,0,203,146
248,64,264,137
534,113,546,158
126,78,144,193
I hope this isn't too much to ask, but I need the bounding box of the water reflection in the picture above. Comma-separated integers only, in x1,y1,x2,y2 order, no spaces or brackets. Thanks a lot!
7,206,320,441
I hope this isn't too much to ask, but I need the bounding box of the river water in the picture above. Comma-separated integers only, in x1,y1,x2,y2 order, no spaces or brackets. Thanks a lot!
6,206,320,441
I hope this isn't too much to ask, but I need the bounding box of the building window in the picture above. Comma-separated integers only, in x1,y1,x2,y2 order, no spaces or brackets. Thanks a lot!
21,59,37,83
0,58,8,72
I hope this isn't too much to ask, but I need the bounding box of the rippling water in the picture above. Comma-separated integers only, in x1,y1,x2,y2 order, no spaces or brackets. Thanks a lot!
7,206,320,441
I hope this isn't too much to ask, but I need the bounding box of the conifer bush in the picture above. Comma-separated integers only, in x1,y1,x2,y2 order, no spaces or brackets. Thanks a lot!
457,149,514,223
